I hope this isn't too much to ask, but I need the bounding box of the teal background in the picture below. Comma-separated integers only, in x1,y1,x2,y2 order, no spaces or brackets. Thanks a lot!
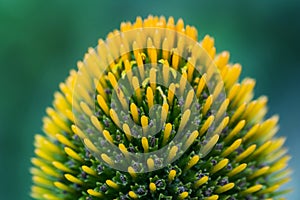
0,0,299,199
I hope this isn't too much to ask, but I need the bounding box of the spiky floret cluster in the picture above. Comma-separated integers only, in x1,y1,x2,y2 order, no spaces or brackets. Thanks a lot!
31,16,290,200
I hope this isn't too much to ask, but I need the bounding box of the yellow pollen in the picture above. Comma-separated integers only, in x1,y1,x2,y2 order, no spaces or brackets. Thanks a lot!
82,165,97,176
235,144,256,162
199,115,215,136
167,146,178,162
185,155,200,171
211,159,229,174
194,176,209,188
65,174,83,185
87,189,102,198
149,182,156,192
202,95,213,116
147,158,154,171
201,135,219,156
128,166,136,178
101,153,114,166
146,87,154,109
224,120,246,143
106,180,119,189
221,139,242,157
178,109,191,133
215,183,235,194
228,163,247,177
241,184,263,195
103,130,114,144
128,191,138,199
142,137,149,153
168,169,176,182
122,123,132,141
110,109,121,127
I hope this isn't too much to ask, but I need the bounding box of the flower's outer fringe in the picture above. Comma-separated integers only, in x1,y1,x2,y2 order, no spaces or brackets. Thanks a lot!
31,15,290,199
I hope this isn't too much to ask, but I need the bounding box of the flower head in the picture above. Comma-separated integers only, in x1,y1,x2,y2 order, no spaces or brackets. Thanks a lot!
31,16,290,200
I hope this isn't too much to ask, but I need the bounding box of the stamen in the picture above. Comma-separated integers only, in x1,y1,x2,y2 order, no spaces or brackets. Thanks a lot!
241,184,263,195
235,144,256,162
132,76,142,104
211,159,229,174
196,74,207,98
227,163,247,177
185,155,200,171
122,123,132,141
163,60,170,85
87,189,102,198
150,67,156,91
179,72,187,95
248,166,270,180
202,95,213,116
52,161,74,173
199,116,215,136
242,124,259,142
172,49,179,70
215,99,229,120
215,183,234,194
221,139,242,157
128,191,138,199
40,166,60,178
187,57,195,83
194,176,208,188
183,89,194,111
110,109,121,128
147,158,154,171
84,138,99,154
103,130,114,144
141,115,149,134
82,165,97,176
55,133,76,149
163,123,172,145
168,170,176,182
179,191,188,199
224,120,245,143
101,153,114,166
212,81,224,100
91,115,104,132
178,109,191,133
146,87,154,109
106,180,119,189
229,103,246,124
201,135,219,156
149,182,156,192
119,143,129,158
204,195,218,200
130,103,139,124
184,131,199,150
54,182,74,192
258,185,280,195
32,176,53,187
250,141,271,158
167,146,178,162
167,83,176,106
65,174,83,185
128,167,136,178
142,137,149,153
161,103,169,124
212,116,229,136
162,38,170,60
64,147,83,162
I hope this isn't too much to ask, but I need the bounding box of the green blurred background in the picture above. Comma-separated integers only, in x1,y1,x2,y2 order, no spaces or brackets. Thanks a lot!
0,0,299,199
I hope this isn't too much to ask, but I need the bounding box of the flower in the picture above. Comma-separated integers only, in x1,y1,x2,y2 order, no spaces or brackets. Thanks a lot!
31,15,291,200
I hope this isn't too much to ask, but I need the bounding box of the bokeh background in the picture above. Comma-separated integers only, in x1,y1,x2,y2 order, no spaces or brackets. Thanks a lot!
0,0,299,199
